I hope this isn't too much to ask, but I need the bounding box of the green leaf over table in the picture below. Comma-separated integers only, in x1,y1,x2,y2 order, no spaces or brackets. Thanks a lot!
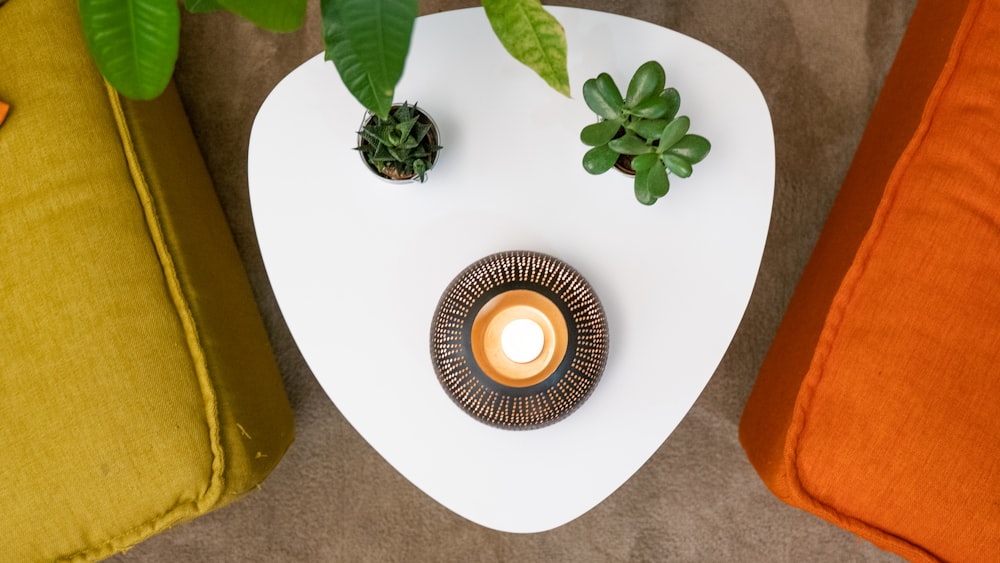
321,0,418,119
482,0,570,97
79,0,180,100
213,0,306,32
182,0,222,14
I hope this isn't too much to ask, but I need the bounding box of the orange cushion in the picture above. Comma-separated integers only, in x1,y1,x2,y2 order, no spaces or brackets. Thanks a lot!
739,0,1000,561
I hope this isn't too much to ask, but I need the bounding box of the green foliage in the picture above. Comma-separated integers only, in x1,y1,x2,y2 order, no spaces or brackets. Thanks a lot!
216,0,306,32
580,61,711,206
78,0,181,100
357,103,442,182
82,0,305,100
321,0,417,120
83,1,570,120
482,0,570,97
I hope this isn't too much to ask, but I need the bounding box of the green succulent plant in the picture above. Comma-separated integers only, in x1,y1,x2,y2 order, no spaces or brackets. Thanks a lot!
357,102,442,182
581,61,711,206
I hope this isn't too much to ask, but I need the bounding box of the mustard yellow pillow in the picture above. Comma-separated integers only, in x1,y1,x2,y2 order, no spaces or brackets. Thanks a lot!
0,1,294,560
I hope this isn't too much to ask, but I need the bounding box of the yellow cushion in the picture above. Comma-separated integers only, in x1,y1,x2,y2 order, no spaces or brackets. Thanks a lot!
0,1,294,560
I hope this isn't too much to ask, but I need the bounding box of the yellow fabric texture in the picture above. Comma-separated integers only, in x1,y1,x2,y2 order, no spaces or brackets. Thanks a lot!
740,0,1000,560
0,1,294,561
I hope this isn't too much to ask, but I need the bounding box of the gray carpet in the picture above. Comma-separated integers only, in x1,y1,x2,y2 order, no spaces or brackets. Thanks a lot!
115,1,917,560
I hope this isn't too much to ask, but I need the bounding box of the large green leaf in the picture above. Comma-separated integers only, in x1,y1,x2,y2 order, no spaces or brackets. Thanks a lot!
79,0,180,100
215,0,306,32
482,0,570,97
183,0,222,13
321,0,418,119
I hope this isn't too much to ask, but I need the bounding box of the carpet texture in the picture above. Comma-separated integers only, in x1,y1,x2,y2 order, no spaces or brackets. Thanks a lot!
113,1,916,560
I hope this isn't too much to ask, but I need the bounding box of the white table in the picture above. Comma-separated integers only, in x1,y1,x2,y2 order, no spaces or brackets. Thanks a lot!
248,7,773,533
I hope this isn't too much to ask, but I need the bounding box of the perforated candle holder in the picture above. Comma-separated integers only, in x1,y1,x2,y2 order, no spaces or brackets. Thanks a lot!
430,251,610,430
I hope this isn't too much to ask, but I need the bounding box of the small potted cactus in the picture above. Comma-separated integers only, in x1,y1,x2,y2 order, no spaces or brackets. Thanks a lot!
356,102,442,183
580,61,711,205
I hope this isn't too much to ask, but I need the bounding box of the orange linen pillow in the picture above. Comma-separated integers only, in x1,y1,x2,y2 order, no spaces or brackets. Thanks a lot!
0,99,9,126
740,0,1000,561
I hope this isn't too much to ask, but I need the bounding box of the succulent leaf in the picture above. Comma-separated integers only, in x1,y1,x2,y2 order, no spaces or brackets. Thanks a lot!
633,168,657,205
658,116,690,149
646,160,670,198
595,73,624,113
583,76,623,120
582,145,619,175
667,134,711,163
630,119,669,140
662,154,693,177
631,153,659,172
413,159,428,182
608,133,652,155
581,120,622,146
660,88,681,121
625,61,665,107
630,96,670,119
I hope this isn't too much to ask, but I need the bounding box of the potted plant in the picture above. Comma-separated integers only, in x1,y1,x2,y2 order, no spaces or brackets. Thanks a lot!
580,61,711,206
356,102,442,183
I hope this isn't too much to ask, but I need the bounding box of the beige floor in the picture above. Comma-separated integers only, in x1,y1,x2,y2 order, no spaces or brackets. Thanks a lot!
115,1,916,561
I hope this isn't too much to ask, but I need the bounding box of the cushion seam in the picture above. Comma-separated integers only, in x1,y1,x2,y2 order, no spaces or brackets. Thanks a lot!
782,0,984,560
57,83,227,562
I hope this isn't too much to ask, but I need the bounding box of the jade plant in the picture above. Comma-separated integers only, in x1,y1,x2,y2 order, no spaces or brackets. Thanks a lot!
357,103,441,182
581,61,711,206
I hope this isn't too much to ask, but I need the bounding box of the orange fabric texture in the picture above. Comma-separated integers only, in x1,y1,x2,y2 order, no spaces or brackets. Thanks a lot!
0,99,8,126
740,0,1000,561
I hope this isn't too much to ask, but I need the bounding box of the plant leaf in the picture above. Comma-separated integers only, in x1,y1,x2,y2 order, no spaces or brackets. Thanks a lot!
413,159,428,182
580,119,621,147
183,0,222,13
645,160,670,198
482,0,570,96
667,134,711,163
630,119,669,140
215,0,306,32
79,0,180,100
662,154,693,177
608,133,652,155
594,73,624,112
633,169,656,205
321,0,418,119
582,145,619,175
625,60,665,107
660,87,680,121
630,96,669,119
631,153,659,172
658,116,690,149
583,76,623,120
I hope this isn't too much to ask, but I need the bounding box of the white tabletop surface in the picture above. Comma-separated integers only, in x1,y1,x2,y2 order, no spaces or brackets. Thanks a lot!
248,6,774,533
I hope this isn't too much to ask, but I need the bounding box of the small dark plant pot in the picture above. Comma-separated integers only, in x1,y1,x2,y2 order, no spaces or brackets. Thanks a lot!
614,153,636,176
604,124,637,176
357,104,441,184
